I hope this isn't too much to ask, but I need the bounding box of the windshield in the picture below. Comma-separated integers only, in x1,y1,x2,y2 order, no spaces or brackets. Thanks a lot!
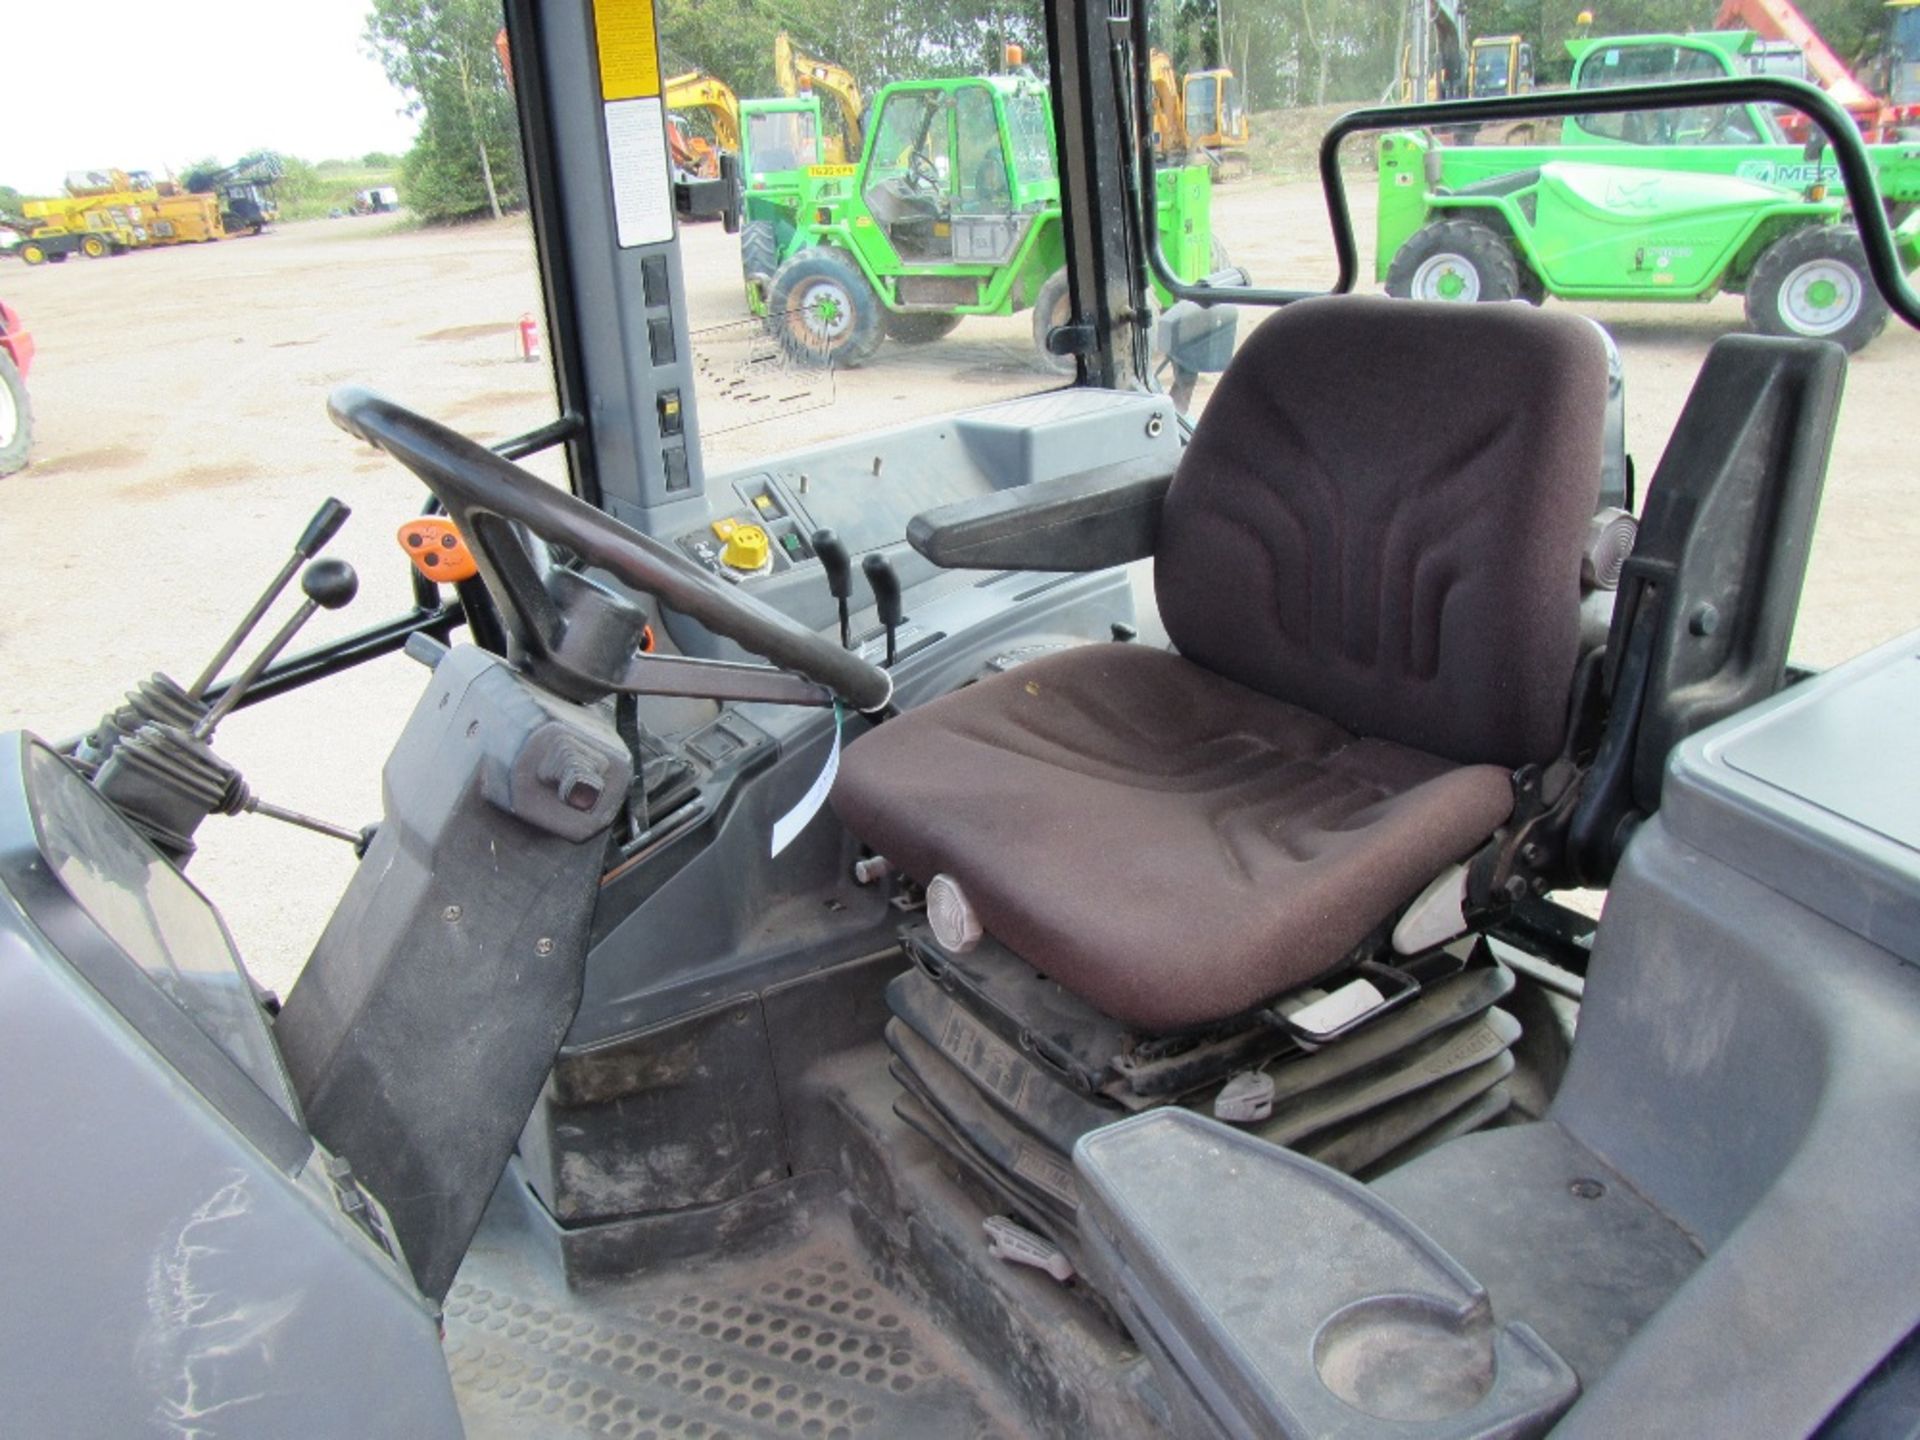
746,110,818,174
1472,47,1510,96
1006,89,1057,190
1573,43,1783,145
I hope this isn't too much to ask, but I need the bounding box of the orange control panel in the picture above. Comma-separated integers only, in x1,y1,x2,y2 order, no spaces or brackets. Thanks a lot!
397,517,478,583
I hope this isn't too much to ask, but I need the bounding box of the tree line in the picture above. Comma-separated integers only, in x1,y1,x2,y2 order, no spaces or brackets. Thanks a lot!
356,0,1903,224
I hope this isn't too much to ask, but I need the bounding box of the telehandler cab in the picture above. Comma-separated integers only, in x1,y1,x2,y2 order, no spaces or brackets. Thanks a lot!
6,9,1920,1440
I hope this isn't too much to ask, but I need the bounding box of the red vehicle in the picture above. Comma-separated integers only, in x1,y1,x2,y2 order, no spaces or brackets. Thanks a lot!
0,299,32,477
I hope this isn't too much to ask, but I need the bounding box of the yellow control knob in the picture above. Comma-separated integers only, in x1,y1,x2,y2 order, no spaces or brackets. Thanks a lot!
720,523,771,572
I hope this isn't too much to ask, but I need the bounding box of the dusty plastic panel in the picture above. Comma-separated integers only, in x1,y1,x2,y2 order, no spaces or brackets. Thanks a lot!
1659,627,1920,967
0,734,461,1439
1073,1109,1577,1439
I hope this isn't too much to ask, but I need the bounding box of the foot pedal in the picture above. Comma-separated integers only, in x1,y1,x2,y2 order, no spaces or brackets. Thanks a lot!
985,1215,1075,1283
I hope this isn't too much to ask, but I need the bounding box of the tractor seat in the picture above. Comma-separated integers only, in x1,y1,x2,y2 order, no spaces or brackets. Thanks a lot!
832,297,1611,1034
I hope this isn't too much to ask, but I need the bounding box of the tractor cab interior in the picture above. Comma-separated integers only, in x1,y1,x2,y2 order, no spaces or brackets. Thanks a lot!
8,4,1920,1439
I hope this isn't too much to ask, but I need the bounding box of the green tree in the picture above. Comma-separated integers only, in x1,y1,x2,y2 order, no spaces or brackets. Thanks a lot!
365,0,524,222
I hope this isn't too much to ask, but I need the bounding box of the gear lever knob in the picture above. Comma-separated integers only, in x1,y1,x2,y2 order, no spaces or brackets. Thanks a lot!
813,529,853,648
862,553,903,666
302,556,360,610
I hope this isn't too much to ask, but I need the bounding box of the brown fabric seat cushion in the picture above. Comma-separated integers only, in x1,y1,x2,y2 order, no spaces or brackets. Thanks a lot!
832,645,1513,1032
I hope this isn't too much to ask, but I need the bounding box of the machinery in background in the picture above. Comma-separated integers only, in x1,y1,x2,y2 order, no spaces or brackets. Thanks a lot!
1469,33,1534,96
18,171,148,263
663,72,742,223
749,67,1240,386
737,94,829,290
1379,28,1920,307
774,31,864,163
1714,0,1906,138
0,299,31,477
1147,49,1252,180
182,152,284,234
1379,126,1920,351
354,186,401,215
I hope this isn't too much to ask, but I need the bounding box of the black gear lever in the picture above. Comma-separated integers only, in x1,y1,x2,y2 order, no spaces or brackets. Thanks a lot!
193,558,359,740
812,528,853,649
862,553,903,667
190,497,351,699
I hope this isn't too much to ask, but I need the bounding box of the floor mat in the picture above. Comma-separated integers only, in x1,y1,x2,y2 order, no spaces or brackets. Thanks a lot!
447,1198,1018,1440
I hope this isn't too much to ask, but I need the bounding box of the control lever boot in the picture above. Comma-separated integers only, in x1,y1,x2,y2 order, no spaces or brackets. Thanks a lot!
862,553,903,667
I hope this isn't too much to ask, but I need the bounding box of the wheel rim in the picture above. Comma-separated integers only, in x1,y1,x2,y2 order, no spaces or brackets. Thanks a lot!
1777,257,1863,336
0,376,17,451
788,277,854,347
1409,252,1480,302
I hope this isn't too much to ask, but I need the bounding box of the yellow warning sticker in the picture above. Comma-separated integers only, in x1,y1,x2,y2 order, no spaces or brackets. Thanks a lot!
807,164,859,178
594,0,661,100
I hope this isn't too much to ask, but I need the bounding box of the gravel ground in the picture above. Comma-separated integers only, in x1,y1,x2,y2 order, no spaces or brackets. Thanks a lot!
1,176,1912,989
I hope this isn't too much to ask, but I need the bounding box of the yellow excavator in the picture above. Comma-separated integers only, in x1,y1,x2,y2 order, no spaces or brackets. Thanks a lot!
1147,50,1253,180
773,32,863,164
662,71,742,180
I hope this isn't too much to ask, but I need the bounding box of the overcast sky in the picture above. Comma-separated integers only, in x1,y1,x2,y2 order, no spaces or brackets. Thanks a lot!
9,0,422,194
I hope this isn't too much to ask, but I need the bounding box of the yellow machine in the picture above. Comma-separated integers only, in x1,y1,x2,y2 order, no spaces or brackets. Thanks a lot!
773,32,863,163
1147,49,1252,180
21,168,230,261
1468,33,1535,97
662,71,742,178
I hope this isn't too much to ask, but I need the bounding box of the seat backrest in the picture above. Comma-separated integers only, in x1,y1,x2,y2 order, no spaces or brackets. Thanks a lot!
1155,295,1609,769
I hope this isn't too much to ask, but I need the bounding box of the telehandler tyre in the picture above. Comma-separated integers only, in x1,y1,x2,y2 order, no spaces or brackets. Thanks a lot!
767,248,885,368
1745,224,1888,353
740,220,779,291
884,311,963,344
1385,219,1523,304
1033,269,1076,376
0,352,32,478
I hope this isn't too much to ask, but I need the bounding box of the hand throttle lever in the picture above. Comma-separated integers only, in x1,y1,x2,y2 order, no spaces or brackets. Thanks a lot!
812,527,853,649
862,553,903,667
194,558,359,740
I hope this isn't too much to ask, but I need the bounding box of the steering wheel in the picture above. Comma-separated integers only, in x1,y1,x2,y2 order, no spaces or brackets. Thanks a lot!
327,387,892,714
908,150,940,191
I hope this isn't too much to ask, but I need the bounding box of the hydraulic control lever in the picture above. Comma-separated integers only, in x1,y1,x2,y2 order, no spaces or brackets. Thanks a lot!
194,558,360,740
862,553,903,667
190,496,351,698
94,558,362,862
813,527,853,649
70,498,353,777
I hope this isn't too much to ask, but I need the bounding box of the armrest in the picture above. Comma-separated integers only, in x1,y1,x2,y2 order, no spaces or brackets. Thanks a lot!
905,457,1174,572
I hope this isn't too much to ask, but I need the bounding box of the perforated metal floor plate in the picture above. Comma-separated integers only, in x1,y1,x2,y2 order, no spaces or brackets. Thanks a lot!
446,1210,1017,1440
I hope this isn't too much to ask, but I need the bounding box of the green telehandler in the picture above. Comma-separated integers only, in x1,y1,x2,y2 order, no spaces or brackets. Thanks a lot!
740,70,1234,373
1375,32,1920,350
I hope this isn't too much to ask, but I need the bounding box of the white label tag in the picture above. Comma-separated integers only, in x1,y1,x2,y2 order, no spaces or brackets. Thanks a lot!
603,97,674,248
770,704,841,858
1289,978,1386,1038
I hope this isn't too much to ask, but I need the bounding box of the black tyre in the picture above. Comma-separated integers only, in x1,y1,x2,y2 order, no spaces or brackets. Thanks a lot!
1384,218,1523,304
1744,224,1888,353
80,234,109,259
884,311,963,344
740,220,779,289
766,249,885,368
20,242,48,266
0,351,32,479
1032,269,1076,376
